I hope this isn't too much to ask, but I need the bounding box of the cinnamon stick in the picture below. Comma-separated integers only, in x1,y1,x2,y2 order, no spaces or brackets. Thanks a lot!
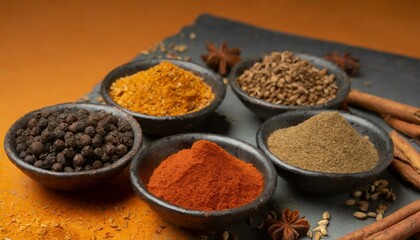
365,212,420,240
337,200,420,240
346,90,420,124
384,115,420,140
390,130,420,172
391,159,420,190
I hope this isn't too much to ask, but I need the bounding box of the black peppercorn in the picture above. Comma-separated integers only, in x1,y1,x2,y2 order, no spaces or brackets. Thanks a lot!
53,139,65,150
65,135,76,148
118,120,132,132
93,147,103,157
47,121,58,131
91,136,102,148
69,122,86,133
80,134,92,146
73,154,85,167
101,153,110,162
84,126,96,137
19,151,27,158
106,115,119,125
30,141,44,156
116,144,128,156
53,127,65,139
84,164,93,171
81,145,93,157
92,160,103,169
52,163,63,172
30,127,41,136
37,118,49,130
103,143,116,155
63,148,75,159
24,155,37,165
95,126,106,137
27,118,38,129
64,166,74,172
58,122,69,131
41,129,54,142
34,160,43,168
65,113,77,123
16,143,26,152
56,152,66,164
86,117,98,127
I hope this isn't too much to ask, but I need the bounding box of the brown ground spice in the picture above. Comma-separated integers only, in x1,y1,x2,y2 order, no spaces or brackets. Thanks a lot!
267,112,379,173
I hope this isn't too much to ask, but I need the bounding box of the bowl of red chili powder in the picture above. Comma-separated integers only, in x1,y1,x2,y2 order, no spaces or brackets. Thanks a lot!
130,133,277,231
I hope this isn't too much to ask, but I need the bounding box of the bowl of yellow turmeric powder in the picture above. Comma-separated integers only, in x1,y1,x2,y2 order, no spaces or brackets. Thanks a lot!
100,59,226,136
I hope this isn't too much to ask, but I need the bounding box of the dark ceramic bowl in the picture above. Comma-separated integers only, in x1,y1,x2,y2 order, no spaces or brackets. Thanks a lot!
100,58,226,136
256,110,393,194
229,53,350,120
4,103,143,191
130,133,277,232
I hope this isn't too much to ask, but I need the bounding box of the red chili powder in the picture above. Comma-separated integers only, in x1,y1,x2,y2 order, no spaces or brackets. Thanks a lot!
147,140,264,211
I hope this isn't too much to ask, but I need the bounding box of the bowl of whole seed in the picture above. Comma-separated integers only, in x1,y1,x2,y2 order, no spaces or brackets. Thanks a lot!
230,51,350,119
100,58,226,136
4,103,143,191
256,110,393,194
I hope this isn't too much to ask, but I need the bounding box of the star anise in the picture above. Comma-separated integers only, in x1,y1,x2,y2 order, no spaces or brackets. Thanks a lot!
201,42,241,76
324,51,361,77
264,208,310,240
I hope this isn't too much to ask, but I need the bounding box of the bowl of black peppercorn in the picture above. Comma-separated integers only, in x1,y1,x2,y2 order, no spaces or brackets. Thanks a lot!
4,103,143,191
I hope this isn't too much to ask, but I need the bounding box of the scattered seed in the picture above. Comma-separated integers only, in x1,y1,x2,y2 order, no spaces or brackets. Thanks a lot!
353,211,367,219
376,214,383,221
345,199,357,206
307,229,313,238
352,190,362,197
322,211,331,220
313,225,326,232
314,231,322,240
367,212,377,218
320,228,328,236
318,219,329,226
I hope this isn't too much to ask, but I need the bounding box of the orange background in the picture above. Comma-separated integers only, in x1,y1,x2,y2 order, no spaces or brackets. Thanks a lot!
1,1,420,239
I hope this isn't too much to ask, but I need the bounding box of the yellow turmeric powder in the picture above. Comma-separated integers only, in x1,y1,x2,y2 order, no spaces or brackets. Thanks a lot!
109,61,214,116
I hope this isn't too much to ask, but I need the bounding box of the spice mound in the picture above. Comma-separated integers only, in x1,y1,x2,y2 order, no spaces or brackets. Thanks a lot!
237,51,338,106
147,140,264,211
14,108,134,172
267,112,379,173
109,61,215,116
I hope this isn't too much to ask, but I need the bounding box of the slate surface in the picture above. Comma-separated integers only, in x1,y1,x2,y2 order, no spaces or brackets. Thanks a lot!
87,14,420,239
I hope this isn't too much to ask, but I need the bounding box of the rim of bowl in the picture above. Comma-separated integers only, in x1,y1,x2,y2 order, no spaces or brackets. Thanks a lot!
229,53,350,110
4,102,143,178
100,58,226,121
256,110,394,178
130,133,277,217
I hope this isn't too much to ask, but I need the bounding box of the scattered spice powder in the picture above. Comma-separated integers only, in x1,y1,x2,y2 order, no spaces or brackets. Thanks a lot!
147,140,264,211
109,61,214,116
267,112,379,173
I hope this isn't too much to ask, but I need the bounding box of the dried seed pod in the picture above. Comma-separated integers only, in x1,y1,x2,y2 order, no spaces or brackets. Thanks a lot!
370,192,380,201
376,213,383,221
322,211,331,220
353,211,367,219
389,192,397,202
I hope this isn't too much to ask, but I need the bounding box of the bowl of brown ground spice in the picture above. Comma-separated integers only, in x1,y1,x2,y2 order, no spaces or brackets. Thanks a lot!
4,103,143,191
100,59,226,136
256,110,393,194
130,133,277,231
229,51,350,119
